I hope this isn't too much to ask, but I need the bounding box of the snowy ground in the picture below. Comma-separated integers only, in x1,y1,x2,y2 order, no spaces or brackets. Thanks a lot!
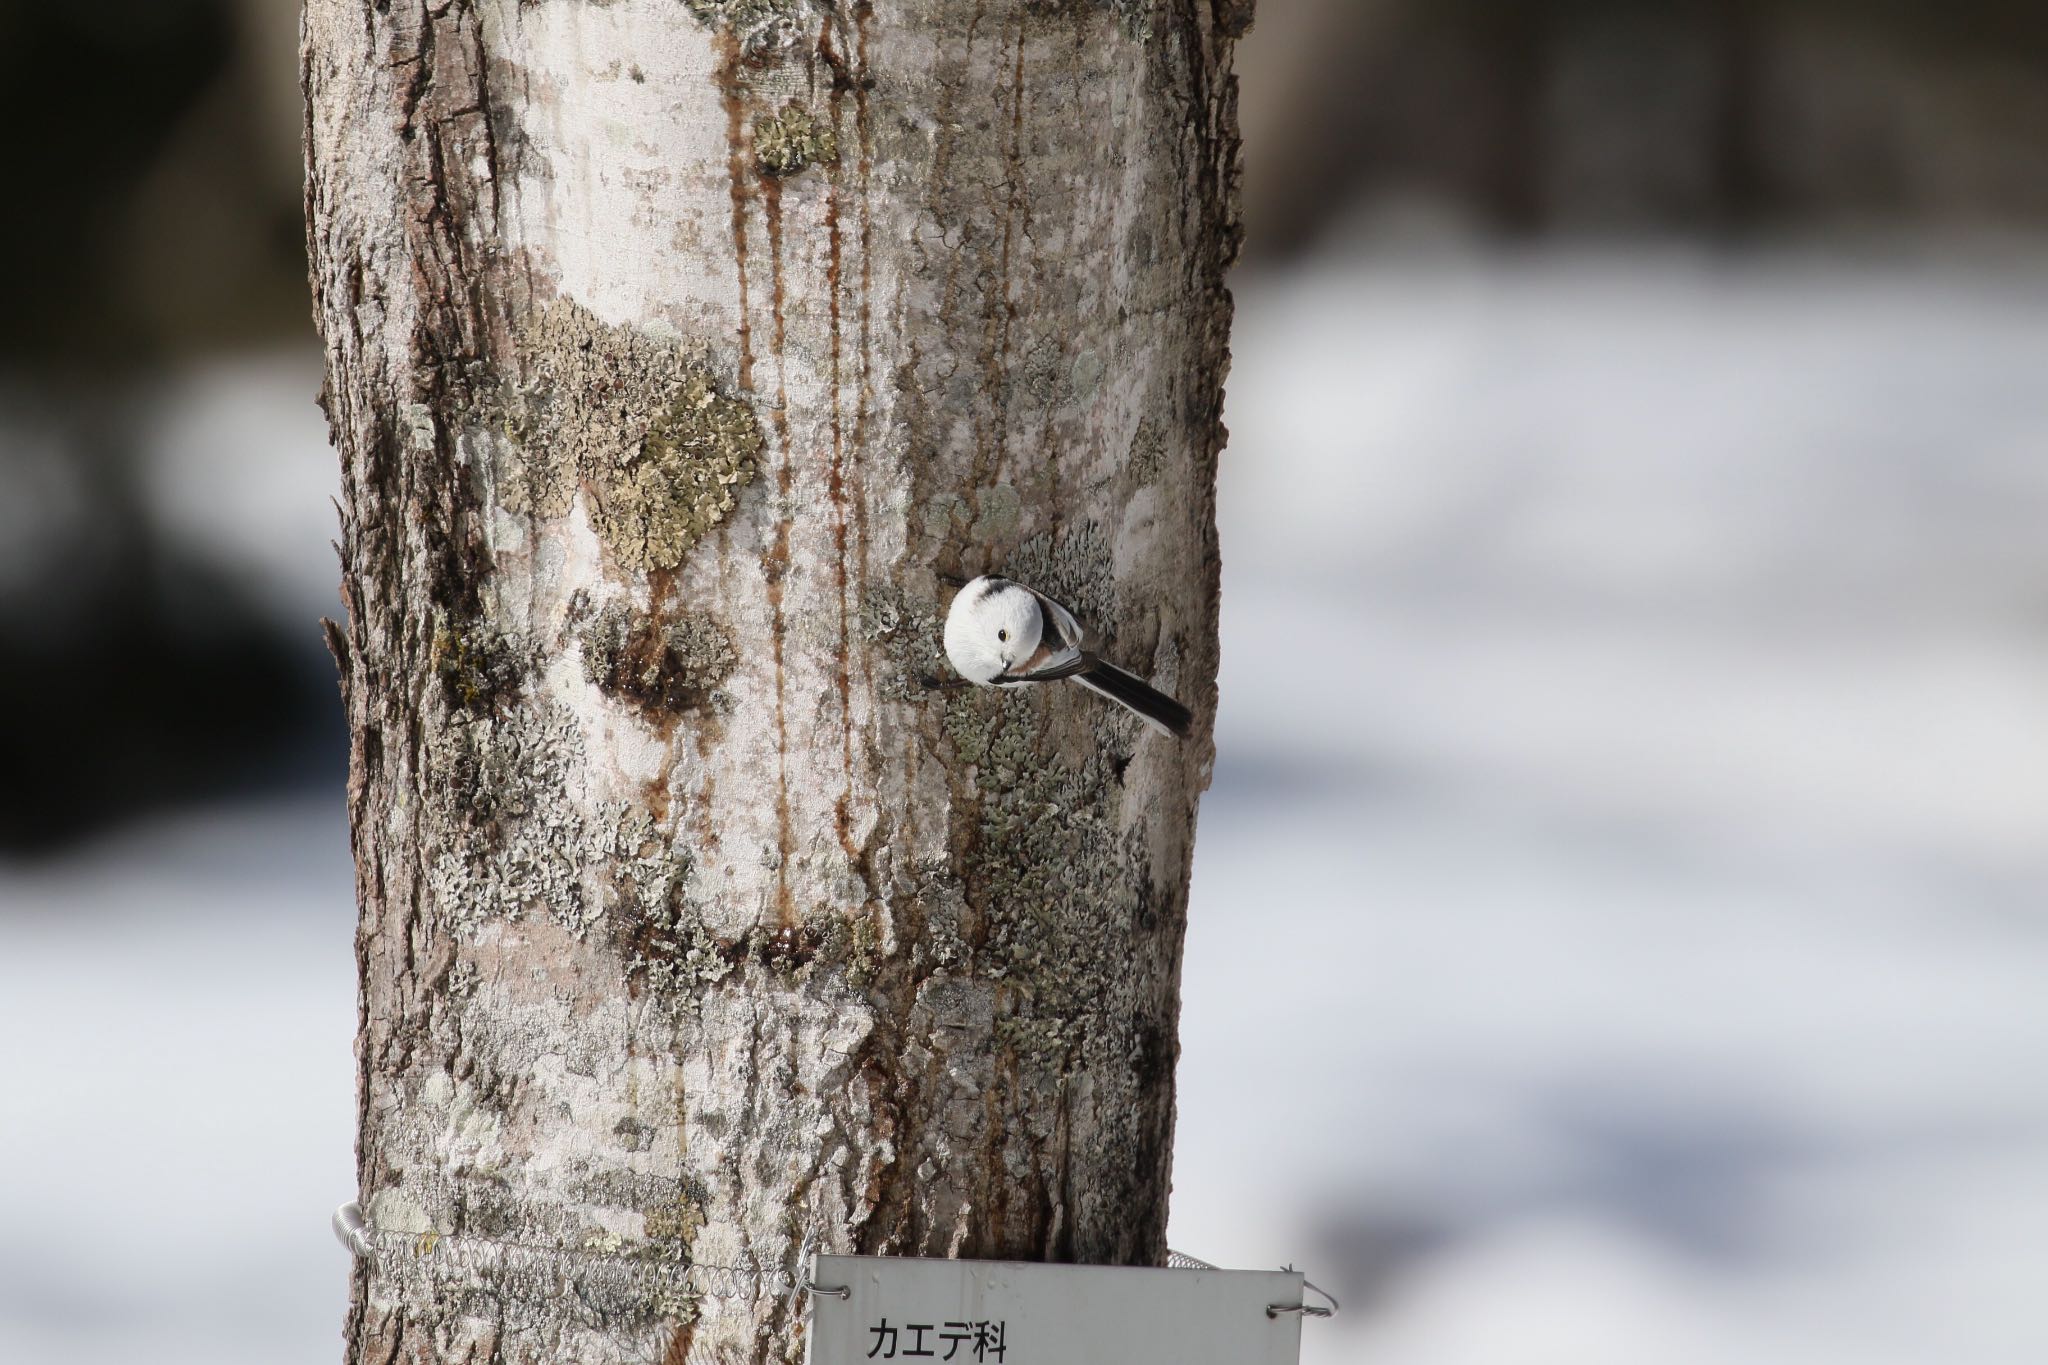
5,246,2047,1363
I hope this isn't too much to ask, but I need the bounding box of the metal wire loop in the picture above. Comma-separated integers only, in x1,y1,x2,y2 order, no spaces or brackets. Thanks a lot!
334,1205,1333,1323
333,1201,373,1258
333,1201,815,1304
1265,1278,1340,1320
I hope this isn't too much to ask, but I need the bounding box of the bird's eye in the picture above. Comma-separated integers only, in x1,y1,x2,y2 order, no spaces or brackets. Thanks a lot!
997,629,1008,642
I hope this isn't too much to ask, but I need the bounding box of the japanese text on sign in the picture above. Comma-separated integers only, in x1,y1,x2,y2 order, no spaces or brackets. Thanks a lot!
865,1318,1006,1362
804,1253,1304,1365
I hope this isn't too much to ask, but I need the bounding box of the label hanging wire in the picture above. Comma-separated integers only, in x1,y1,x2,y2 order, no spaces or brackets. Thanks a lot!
335,1204,1333,1320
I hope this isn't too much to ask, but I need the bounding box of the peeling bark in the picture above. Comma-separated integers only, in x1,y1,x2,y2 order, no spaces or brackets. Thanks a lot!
302,1,1245,1361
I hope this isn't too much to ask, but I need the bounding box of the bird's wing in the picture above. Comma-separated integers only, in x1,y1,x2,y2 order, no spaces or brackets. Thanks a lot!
990,587,1095,683
996,649,1095,684
1021,585,1093,653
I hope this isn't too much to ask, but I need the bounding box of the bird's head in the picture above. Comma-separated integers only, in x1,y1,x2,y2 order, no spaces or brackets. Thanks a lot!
943,576,1043,684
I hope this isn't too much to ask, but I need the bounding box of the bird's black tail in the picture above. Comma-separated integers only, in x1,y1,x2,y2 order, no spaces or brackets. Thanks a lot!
1075,662,1193,738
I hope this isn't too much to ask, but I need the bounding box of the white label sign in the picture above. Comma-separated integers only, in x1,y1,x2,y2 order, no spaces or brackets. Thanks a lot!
804,1254,1305,1365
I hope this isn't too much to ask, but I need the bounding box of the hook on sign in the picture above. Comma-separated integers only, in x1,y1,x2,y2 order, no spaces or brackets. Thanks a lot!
1266,1277,1339,1320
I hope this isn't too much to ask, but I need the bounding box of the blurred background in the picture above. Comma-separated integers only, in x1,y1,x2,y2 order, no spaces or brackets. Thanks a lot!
4,1,2047,1362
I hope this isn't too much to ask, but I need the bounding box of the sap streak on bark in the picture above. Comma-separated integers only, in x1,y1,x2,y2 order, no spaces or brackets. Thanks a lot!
303,0,1244,1361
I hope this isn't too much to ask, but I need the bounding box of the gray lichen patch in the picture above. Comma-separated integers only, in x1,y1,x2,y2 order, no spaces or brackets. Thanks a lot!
858,586,945,700
684,0,806,59
602,805,693,931
423,704,703,945
621,906,828,997
596,809,811,1000
502,301,762,573
754,102,839,178
813,910,886,991
426,700,594,937
943,681,1147,1071
1003,521,1118,647
364,1221,703,1339
579,601,737,717
364,1158,724,1335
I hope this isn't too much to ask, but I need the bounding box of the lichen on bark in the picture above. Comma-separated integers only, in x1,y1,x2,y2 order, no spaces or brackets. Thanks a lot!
305,0,1246,1358
499,300,763,572
578,601,738,717
683,0,809,58
424,698,595,937
755,101,839,177
938,523,1174,1079
430,613,532,714
858,586,946,700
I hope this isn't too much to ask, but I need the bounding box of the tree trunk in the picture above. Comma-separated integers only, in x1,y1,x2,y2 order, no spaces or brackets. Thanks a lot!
302,1,1246,1361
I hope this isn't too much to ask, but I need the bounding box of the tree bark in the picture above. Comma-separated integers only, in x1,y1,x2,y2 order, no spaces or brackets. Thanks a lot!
303,1,1245,1361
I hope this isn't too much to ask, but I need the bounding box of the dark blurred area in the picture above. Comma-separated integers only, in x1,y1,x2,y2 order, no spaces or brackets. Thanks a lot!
1245,0,2048,251
0,0,323,850
0,1,305,364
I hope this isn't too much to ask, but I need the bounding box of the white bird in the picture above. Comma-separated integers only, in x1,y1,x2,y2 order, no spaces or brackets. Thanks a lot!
942,575,1192,738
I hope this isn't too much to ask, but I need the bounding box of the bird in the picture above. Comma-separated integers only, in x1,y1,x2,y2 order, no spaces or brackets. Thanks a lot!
942,575,1192,738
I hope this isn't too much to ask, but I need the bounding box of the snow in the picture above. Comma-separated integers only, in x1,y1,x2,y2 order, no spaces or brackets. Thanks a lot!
5,245,2048,1363
0,800,357,1365
1174,247,2048,1365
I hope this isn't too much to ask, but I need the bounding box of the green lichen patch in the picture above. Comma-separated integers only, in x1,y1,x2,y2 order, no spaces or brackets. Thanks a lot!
641,1195,708,1248
593,371,762,571
579,601,737,717
1124,416,1168,485
503,301,762,573
754,101,839,178
684,0,805,58
968,483,1021,545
